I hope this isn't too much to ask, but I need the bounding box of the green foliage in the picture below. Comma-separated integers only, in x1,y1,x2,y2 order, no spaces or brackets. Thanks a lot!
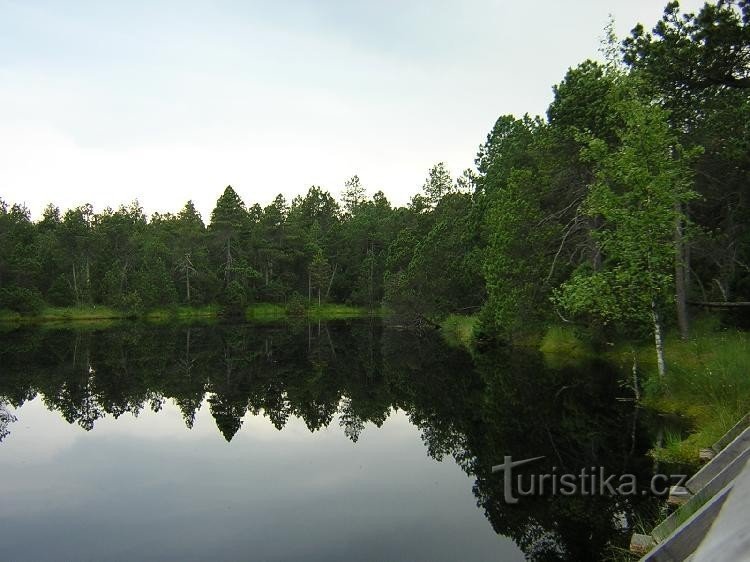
209,186,247,238
384,192,484,321
483,169,555,336
623,1,750,309
624,1,750,107
421,162,454,206
285,293,307,316
539,326,594,370
37,306,123,322
554,91,698,328
0,286,45,314
46,274,75,306
341,175,366,215
440,314,478,350
0,1,747,351
220,280,247,316
636,325,750,464
120,291,144,317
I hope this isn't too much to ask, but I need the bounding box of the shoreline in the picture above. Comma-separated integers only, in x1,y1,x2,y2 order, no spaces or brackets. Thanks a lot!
0,303,381,327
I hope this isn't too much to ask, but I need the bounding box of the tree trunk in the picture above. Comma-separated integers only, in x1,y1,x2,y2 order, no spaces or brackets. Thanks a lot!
651,299,667,377
72,264,80,306
369,245,374,309
631,349,640,401
186,267,191,303
85,256,91,303
326,263,337,298
674,202,689,340
225,239,233,284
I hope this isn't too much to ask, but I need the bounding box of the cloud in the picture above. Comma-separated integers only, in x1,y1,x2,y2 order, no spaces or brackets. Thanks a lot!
0,0,708,219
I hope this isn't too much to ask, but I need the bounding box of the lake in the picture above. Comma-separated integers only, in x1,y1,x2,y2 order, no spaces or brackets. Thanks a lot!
0,320,666,561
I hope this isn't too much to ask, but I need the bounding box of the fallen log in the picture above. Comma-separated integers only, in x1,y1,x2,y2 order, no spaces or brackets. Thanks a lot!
687,301,750,308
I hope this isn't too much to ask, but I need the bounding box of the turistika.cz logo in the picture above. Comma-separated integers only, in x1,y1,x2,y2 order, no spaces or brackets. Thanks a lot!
491,456,687,504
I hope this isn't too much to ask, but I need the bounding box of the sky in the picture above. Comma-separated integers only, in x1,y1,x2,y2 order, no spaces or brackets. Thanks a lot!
0,0,705,220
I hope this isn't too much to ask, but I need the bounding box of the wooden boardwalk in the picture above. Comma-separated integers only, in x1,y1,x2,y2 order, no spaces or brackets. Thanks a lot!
631,414,750,561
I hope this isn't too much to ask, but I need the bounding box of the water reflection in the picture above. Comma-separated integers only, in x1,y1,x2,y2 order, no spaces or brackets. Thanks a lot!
0,320,662,560
0,400,15,441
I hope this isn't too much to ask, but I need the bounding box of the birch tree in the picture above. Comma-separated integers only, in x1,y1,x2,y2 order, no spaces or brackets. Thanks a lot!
554,93,698,376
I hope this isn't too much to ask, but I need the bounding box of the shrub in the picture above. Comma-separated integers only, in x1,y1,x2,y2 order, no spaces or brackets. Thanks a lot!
0,286,45,315
285,292,307,316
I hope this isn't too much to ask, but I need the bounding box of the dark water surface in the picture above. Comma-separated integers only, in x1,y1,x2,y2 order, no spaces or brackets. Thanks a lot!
0,320,662,561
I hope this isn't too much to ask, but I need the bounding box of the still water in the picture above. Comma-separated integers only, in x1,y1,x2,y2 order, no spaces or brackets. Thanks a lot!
0,320,662,561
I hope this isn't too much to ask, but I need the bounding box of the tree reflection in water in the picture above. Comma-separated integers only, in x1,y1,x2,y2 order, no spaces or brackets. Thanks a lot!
0,320,668,560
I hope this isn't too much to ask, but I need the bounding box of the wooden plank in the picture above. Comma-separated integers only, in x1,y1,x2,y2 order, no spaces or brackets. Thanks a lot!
711,413,750,454
691,457,750,561
688,426,750,493
668,485,691,506
654,450,750,542
630,533,655,556
699,448,715,463
642,484,732,562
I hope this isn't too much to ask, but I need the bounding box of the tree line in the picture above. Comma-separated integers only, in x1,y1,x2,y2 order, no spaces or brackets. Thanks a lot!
1,2,748,358
0,167,470,316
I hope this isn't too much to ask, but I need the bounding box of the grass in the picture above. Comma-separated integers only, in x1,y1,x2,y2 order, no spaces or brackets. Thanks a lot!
246,302,375,320
539,325,594,368
246,303,287,319
145,305,220,323
307,303,375,319
246,303,376,321
440,314,479,350
0,302,378,327
0,306,127,329
441,312,748,466
35,306,124,321
0,309,21,323
669,492,711,530
619,317,750,465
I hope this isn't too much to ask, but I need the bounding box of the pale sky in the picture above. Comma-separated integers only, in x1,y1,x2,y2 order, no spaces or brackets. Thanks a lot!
0,0,705,220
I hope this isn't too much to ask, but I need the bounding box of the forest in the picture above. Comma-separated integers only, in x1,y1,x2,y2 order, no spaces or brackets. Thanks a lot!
1,1,748,358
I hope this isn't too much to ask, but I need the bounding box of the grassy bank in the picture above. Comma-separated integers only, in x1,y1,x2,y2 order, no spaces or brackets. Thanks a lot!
0,302,379,327
0,309,22,323
632,324,750,464
542,319,749,465
439,312,749,466
246,302,376,321
306,303,378,320
144,305,221,323
538,325,595,368
39,306,124,320
550,317,750,465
